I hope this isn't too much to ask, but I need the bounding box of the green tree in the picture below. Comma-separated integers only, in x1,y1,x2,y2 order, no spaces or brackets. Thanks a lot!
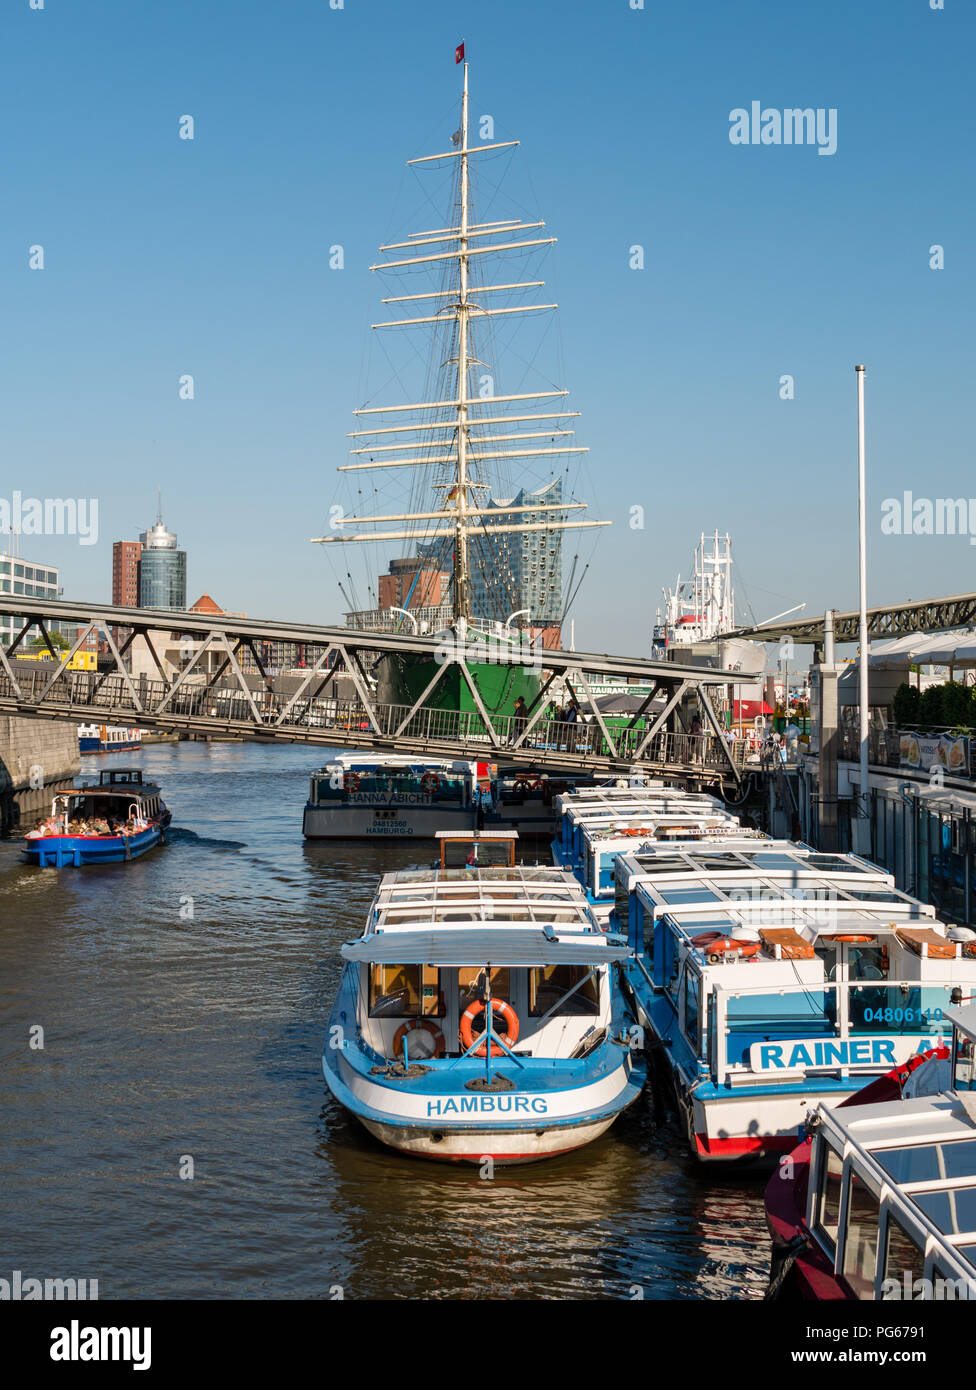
892,682,920,727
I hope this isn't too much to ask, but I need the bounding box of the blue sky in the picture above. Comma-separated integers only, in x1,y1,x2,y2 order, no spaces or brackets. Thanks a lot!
3,0,973,651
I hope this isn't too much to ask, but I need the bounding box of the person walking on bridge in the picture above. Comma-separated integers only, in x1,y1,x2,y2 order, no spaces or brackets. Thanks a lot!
512,696,528,746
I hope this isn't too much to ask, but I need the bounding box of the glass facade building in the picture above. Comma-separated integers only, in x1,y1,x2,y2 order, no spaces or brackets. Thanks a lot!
138,521,186,610
0,553,60,646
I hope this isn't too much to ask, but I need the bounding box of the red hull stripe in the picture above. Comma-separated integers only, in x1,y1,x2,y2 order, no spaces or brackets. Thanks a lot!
696,1132,797,1158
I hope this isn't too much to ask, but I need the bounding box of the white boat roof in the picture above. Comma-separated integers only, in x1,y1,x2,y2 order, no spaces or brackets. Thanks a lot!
624,843,942,939
342,865,629,965
946,1004,976,1046
320,754,475,773
435,830,518,841
582,813,748,844
817,1089,976,1279
558,785,725,816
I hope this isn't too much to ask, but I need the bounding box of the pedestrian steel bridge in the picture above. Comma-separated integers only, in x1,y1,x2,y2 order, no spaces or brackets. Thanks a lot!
0,597,746,784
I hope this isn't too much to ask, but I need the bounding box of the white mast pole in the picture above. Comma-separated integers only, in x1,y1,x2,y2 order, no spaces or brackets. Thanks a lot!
454,60,471,625
855,364,870,854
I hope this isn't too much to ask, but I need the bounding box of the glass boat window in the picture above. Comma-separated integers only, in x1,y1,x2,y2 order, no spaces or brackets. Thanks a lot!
842,1170,880,1299
657,887,721,905
882,1215,925,1294
369,965,443,1018
806,855,871,872
954,1031,975,1091
459,967,511,1011
912,1185,976,1236
683,971,700,1045
528,966,599,1017
818,1143,844,1250
875,1139,976,1185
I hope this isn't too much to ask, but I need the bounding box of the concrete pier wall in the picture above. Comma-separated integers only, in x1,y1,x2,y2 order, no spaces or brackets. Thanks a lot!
0,715,80,832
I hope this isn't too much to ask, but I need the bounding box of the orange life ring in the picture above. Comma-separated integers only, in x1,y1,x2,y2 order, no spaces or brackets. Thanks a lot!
392,1018,445,1060
420,772,440,795
834,934,874,944
619,827,651,837
459,998,520,1058
691,931,760,963
343,771,361,793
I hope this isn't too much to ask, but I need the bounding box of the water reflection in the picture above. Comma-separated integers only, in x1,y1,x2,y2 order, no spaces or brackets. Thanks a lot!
0,742,768,1299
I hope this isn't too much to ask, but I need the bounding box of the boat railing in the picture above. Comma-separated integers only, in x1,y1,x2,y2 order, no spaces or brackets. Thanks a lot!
710,979,958,1087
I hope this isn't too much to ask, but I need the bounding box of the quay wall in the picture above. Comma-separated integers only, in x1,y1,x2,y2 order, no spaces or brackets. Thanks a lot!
0,715,80,832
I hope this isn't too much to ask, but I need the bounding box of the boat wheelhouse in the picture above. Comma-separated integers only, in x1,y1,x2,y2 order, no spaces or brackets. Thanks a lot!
323,842,645,1163
303,754,480,839
766,1004,976,1300
23,769,170,866
615,841,976,1161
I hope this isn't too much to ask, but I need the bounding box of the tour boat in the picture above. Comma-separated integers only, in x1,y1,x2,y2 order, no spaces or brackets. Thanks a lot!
23,769,170,866
551,783,754,922
615,840,976,1161
764,1003,976,1300
77,723,143,753
303,754,483,839
322,834,646,1163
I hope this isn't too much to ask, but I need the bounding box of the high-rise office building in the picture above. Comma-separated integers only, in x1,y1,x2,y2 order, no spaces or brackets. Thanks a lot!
138,505,186,611
0,552,61,648
112,540,142,608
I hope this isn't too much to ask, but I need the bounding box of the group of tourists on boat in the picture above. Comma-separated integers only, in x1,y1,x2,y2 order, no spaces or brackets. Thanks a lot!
26,811,149,839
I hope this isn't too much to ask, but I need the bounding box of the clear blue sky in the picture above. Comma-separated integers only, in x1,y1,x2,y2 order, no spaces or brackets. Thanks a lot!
4,0,973,651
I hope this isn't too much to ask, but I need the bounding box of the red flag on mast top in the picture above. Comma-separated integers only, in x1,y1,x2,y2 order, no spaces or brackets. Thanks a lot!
455,41,465,64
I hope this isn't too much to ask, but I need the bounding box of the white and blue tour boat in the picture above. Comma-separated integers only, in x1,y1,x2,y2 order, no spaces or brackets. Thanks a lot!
615,839,976,1162
303,754,482,839
23,769,170,867
323,835,646,1163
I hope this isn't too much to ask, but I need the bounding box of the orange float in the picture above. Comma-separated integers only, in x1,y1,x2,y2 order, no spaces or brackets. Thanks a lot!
459,998,520,1057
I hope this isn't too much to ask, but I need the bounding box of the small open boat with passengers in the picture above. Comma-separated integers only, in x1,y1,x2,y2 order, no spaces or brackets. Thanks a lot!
22,768,170,867
323,832,646,1163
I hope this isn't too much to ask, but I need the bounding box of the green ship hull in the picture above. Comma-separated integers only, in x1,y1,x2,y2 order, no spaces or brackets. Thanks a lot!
378,647,540,735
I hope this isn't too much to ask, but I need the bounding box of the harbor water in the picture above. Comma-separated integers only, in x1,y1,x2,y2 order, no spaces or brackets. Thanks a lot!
0,742,768,1300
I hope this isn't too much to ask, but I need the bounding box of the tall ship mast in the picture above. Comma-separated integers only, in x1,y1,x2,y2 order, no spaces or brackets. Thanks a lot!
313,57,608,718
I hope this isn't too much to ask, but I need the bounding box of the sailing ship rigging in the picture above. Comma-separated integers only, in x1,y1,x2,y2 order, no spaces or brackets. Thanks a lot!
312,60,608,638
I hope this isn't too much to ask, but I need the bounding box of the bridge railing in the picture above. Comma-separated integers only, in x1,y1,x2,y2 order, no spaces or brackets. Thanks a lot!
0,667,749,772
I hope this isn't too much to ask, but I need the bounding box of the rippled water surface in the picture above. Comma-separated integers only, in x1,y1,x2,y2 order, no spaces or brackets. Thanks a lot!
0,742,769,1299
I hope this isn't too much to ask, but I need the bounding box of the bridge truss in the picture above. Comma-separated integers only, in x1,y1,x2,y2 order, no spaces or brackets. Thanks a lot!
0,597,746,785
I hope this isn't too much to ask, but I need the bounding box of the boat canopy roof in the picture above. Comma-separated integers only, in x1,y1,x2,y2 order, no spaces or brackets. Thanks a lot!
815,1089,976,1281
946,1003,976,1046
319,754,475,774
623,843,943,940
341,926,631,966
558,787,726,823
